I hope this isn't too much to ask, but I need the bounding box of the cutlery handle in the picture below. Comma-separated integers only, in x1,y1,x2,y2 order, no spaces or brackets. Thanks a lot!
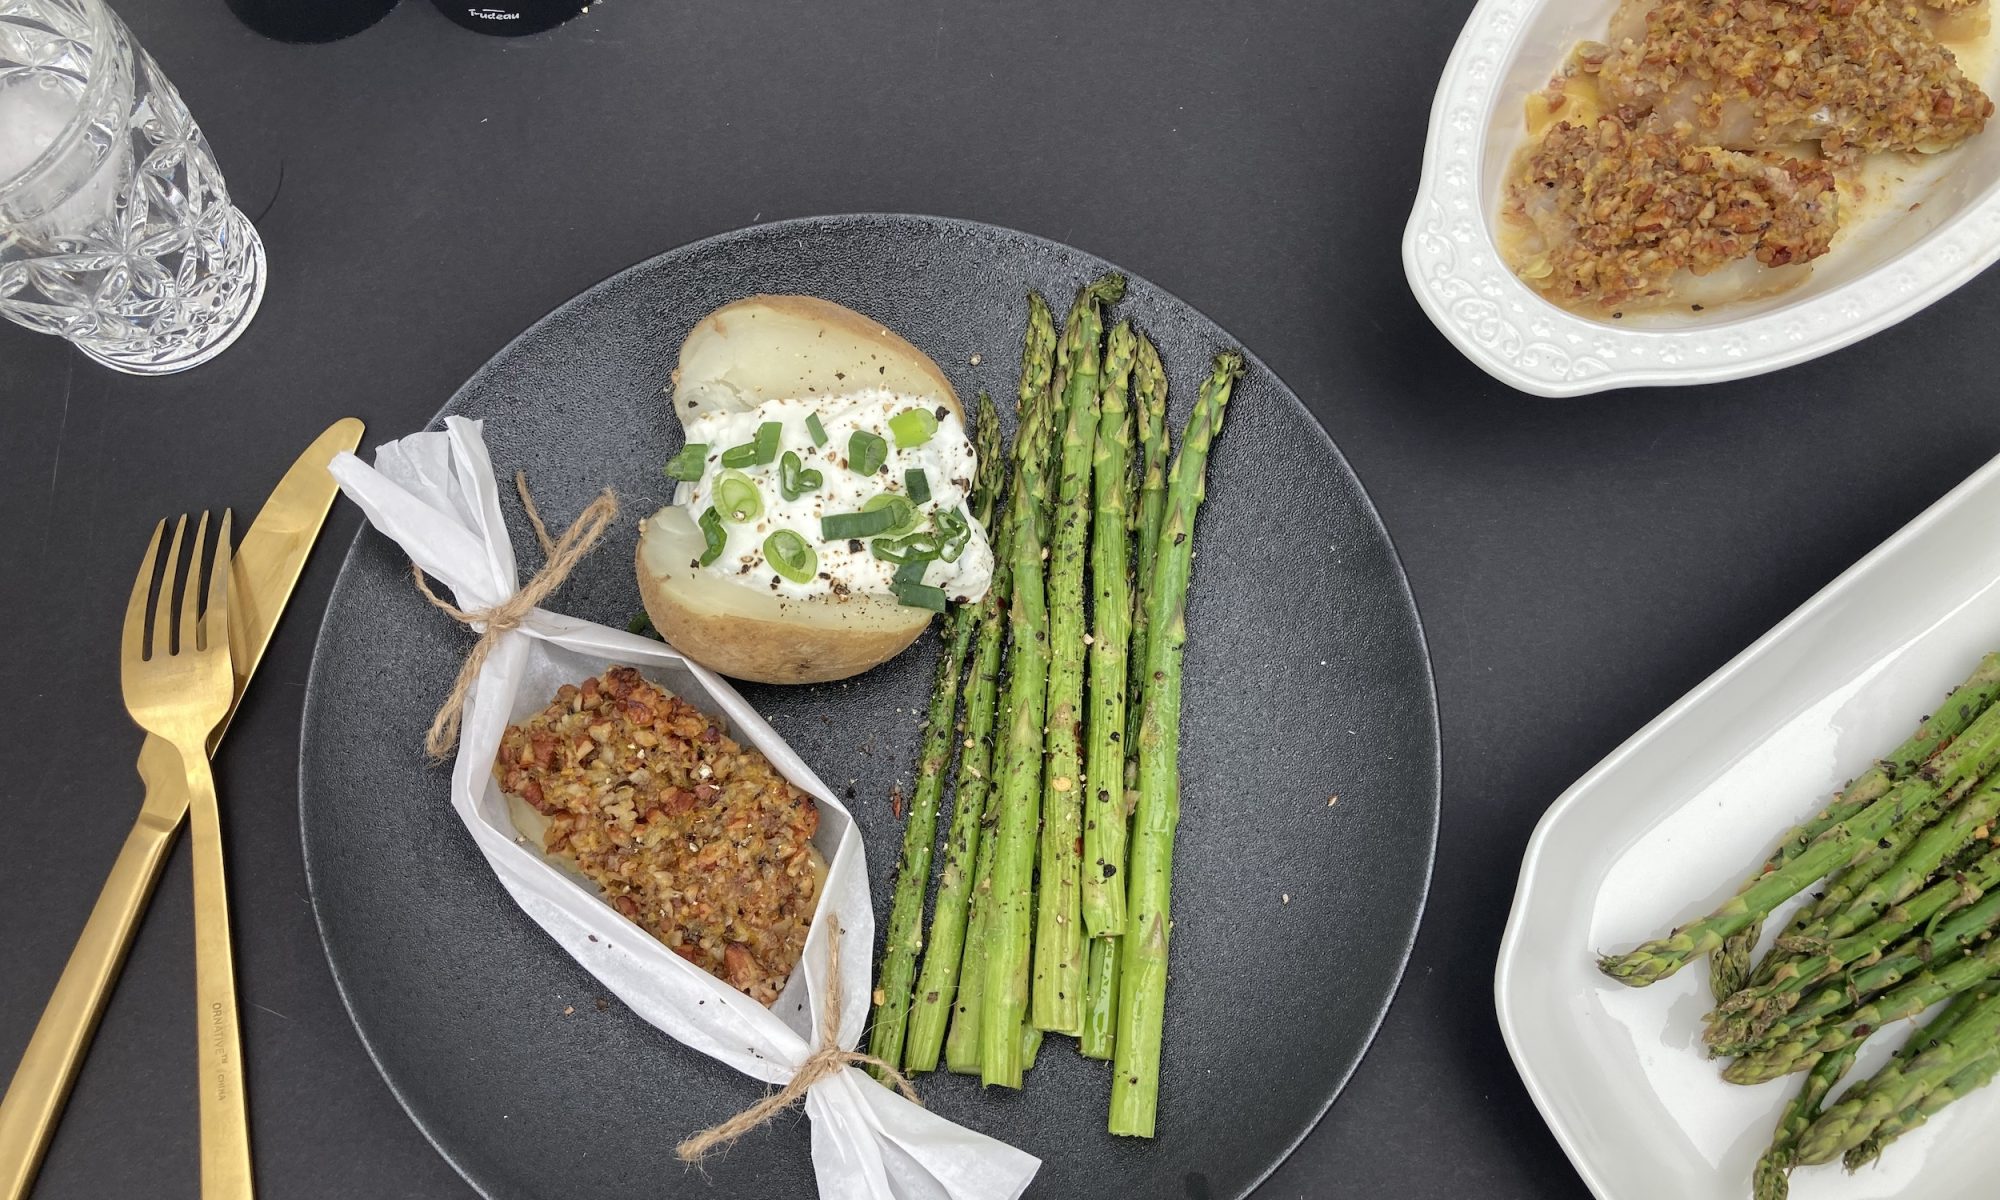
0,798,180,1200
182,749,254,1200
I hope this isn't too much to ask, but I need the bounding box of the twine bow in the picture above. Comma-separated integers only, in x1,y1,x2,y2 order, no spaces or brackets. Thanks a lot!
412,472,618,759
676,923,920,1162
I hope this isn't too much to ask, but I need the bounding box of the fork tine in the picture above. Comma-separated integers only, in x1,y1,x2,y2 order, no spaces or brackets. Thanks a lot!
152,515,187,660
202,509,232,655
123,519,166,667
180,512,209,657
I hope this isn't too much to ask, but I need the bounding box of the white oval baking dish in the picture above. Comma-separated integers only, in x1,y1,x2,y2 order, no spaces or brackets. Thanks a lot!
1403,0,2000,396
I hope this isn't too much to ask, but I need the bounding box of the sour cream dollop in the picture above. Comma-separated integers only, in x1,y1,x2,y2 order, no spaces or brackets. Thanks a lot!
671,390,994,604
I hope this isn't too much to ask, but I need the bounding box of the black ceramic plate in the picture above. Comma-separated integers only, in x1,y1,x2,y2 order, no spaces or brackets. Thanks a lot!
299,214,1438,1200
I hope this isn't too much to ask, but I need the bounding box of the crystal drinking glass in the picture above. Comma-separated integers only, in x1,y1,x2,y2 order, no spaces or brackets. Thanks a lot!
0,0,266,375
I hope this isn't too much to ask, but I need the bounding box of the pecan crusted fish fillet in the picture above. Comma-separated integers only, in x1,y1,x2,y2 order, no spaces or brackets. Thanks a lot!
1598,0,1993,154
496,667,823,1005
1509,116,1839,308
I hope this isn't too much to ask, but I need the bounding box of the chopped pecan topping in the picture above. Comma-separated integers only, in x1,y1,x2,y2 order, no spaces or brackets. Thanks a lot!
1600,0,1992,154
1508,116,1837,308
495,667,822,1004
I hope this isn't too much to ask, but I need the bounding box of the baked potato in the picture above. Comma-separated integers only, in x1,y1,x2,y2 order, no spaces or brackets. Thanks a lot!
637,296,993,684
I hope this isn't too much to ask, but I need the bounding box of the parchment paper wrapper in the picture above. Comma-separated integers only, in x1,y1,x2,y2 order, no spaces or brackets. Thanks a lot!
328,416,1039,1200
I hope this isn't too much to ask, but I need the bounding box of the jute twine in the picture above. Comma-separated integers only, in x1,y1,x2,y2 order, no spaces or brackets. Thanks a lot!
676,923,921,1163
411,472,617,759
413,475,917,1154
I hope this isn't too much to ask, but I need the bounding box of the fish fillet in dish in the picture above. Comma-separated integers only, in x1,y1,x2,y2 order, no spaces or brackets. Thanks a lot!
1504,115,1839,310
1598,0,1993,154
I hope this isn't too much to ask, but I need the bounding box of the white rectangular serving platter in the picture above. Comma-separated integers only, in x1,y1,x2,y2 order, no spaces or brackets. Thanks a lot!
1496,447,2000,1199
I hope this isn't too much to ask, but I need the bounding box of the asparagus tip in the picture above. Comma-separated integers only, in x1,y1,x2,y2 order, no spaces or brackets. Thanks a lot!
1751,1155,1791,1200
1596,951,1663,986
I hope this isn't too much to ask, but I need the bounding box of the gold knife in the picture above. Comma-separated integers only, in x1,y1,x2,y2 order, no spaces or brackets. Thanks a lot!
0,417,365,1200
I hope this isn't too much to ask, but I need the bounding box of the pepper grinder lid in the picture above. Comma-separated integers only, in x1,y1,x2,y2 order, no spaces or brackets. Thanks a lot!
228,0,400,42
429,0,594,35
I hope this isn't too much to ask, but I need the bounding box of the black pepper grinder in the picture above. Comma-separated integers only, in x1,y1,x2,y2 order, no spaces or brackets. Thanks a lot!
430,0,594,35
227,0,399,42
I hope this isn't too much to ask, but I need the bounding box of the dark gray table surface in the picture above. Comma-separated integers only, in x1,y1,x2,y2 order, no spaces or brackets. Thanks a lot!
6,2,1999,1198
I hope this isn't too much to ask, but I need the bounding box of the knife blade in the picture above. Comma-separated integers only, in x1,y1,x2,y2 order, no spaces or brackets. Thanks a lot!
0,417,365,1200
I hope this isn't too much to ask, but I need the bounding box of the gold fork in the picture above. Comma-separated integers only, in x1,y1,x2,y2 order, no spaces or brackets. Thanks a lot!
121,513,253,1199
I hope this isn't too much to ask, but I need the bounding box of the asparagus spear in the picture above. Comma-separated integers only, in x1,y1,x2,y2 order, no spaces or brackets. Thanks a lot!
1708,844,2000,1048
1725,931,2000,1083
1022,1023,1045,1072
1843,1041,2000,1169
944,822,999,1073
1082,320,1139,939
1600,701,2000,986
1088,330,1168,1056
1799,801,1943,927
1768,779,2000,996
1085,332,1162,1061
1719,795,1882,1001
1889,983,1992,1054
1835,988,1993,1170
982,278,1120,1087
1109,351,1243,1138
1795,987,2000,1164
1754,798,1961,1000
1032,275,1123,1036
1079,931,1120,1060
1816,777,2000,945
1712,931,1761,1007
1020,873,1044,1069
1752,1042,1859,1200
908,299,1056,1073
1754,813,1926,989
1744,655,2000,987
944,294,1062,1077
1123,334,1171,782
1714,886,2000,1060
873,395,1009,1076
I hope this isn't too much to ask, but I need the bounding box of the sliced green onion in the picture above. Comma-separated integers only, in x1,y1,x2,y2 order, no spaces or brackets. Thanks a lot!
889,407,939,448
664,443,708,482
870,531,942,564
821,506,903,540
934,507,972,562
848,429,888,475
806,412,829,447
779,451,823,501
894,558,930,587
698,507,727,566
891,578,948,612
764,529,817,583
720,421,783,468
715,470,763,523
904,467,931,505
862,493,918,536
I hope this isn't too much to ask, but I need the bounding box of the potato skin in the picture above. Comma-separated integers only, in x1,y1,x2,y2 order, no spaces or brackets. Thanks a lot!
676,294,964,422
672,296,968,426
636,539,929,684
